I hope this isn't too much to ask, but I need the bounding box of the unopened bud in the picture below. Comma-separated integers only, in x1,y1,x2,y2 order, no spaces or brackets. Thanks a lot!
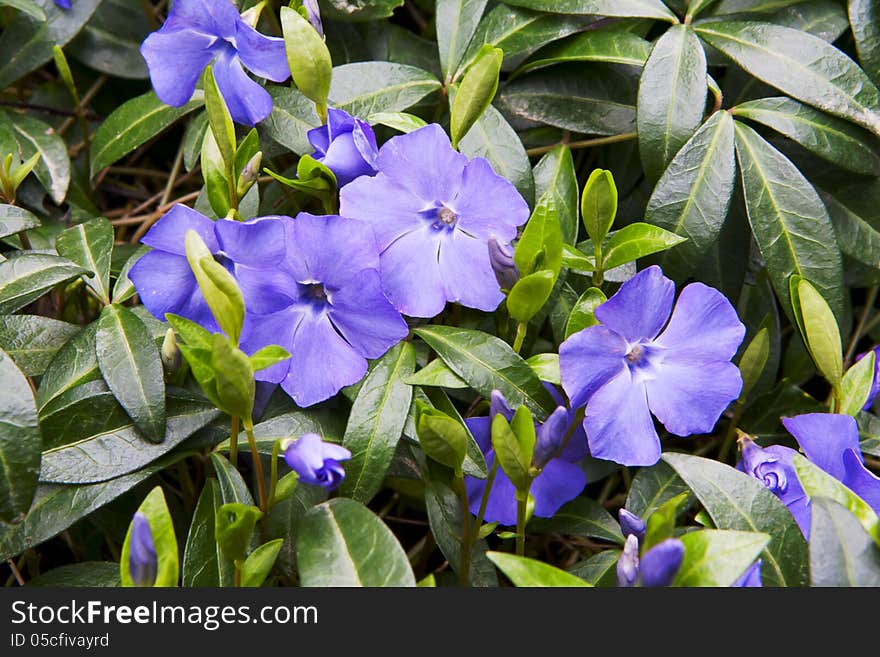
161,328,181,371
488,237,519,291
129,512,158,587
618,508,646,543
303,0,324,37
237,151,263,197
617,533,639,587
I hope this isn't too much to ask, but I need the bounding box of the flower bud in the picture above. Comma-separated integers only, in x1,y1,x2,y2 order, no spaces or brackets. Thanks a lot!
488,237,519,291
283,433,352,491
532,406,568,470
489,390,514,423
639,538,684,588
303,0,324,36
161,328,181,371
306,108,378,187
618,508,646,543
616,534,640,587
237,151,263,198
855,345,880,410
739,435,788,496
129,512,158,587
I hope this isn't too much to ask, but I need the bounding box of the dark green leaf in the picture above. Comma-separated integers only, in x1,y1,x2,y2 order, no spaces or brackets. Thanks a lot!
55,216,114,304
529,497,624,544
809,496,880,586
210,452,255,507
502,0,677,21
0,315,79,376
436,0,489,82
533,146,578,245
0,0,44,21
626,461,689,520
267,483,326,578
328,62,441,117
0,204,40,239
183,480,232,587
320,0,403,22
567,549,620,586
772,1,849,43
849,0,880,85
405,359,468,389
5,110,70,204
260,87,321,155
36,322,100,410
67,0,150,79
27,562,119,587
0,253,87,315
0,348,40,522
519,29,652,74
673,529,769,587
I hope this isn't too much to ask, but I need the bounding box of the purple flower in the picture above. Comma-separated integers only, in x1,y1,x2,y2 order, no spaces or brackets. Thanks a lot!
617,534,684,588
560,266,745,467
856,345,880,410
738,436,810,534
54,0,71,8
488,237,519,291
307,108,379,187
302,0,324,37
284,433,351,490
140,0,289,126
129,512,158,587
339,124,530,317
732,560,763,587
464,389,587,526
618,508,646,542
228,213,409,407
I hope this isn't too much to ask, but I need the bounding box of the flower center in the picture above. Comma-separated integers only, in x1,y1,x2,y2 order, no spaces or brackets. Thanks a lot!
625,345,644,363
430,205,458,230
306,283,328,303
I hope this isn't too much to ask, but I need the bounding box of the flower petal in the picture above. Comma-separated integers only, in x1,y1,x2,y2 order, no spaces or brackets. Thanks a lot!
141,204,219,256
285,213,379,288
214,215,287,266
842,448,880,513
594,265,674,342
646,360,742,436
129,251,198,321
584,369,660,466
465,453,518,526
732,561,763,587
530,458,587,518
654,282,745,362
559,325,628,410
318,132,377,187
639,538,684,587
163,0,240,37
452,157,529,243
339,172,425,249
234,21,289,82
213,51,273,126
379,226,446,318
438,230,505,312
140,29,217,107
465,417,491,453
782,413,860,481
241,307,303,384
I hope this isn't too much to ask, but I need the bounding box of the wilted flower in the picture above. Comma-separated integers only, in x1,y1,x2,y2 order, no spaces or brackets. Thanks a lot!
464,389,587,526
129,512,158,587
340,124,529,317
307,108,378,187
229,213,409,407
738,435,809,533
140,0,289,126
283,433,351,491
560,265,745,467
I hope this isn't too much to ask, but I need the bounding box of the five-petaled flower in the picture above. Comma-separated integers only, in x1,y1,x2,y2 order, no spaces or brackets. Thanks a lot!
560,266,745,467
140,0,289,126
739,413,880,537
307,108,379,187
340,124,530,318
129,512,158,588
464,389,587,526
228,213,409,407
283,433,351,491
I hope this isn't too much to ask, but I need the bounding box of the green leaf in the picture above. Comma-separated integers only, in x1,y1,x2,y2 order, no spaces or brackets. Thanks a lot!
436,0,489,82
501,0,677,21
182,112,208,173
486,551,591,587
281,6,332,112
405,359,468,389
90,91,204,179
734,120,844,326
458,103,535,205
420,387,488,479
415,402,468,473
645,110,736,281
490,412,533,492
66,0,150,79
663,452,809,586
602,222,687,271
340,342,415,503
567,549,620,586
643,492,689,551
0,253,87,315
673,529,770,587
260,87,321,155
0,204,39,239
711,0,819,13
215,408,346,455
120,486,178,587
39,394,217,483
249,345,291,372
626,461,690,520
0,315,79,377
183,480,233,587
533,146,578,245
55,216,113,304
581,169,617,246
507,270,555,324
560,243,595,273
4,110,70,204
793,453,880,542
328,62,441,117
203,66,236,172
732,97,880,175
695,20,880,136
0,0,45,21
38,380,130,451
518,29,651,74
320,0,403,22
0,0,102,90
528,497,624,544
840,352,875,416
849,0,880,86
95,304,166,443
27,562,119,587
450,45,503,148
296,498,416,586
818,179,880,270
185,231,245,345
367,111,427,134
240,539,283,587
564,287,606,339
210,452,256,507
795,277,843,387
215,503,263,564
809,496,880,586
739,327,770,399
0,348,40,522
525,352,559,385
515,192,563,277
414,326,557,419
772,1,849,42
266,482,326,579
637,25,708,182
36,322,100,409
496,66,637,136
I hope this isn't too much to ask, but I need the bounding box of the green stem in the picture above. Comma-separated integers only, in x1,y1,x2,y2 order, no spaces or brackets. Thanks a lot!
267,439,281,511
512,322,527,354
244,419,268,513
229,416,240,468
844,285,879,368
525,132,638,157
475,459,499,532
515,496,527,557
718,400,745,463
233,562,241,588
452,475,472,587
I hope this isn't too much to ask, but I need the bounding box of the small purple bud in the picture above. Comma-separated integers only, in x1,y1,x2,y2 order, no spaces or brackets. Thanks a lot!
739,436,788,495
283,433,352,491
129,512,158,587
639,539,685,588
488,237,519,291
618,508,646,543
533,406,569,469
732,560,763,587
302,0,324,36
54,0,72,8
307,108,378,187
489,390,515,423
616,534,640,587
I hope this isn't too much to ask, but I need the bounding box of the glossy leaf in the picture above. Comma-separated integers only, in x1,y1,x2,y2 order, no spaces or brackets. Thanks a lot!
405,359,468,389
36,322,100,410
328,62,441,117
533,146,578,245
55,216,114,304
260,87,321,155
0,204,39,239
626,461,690,520
602,222,687,271
183,480,233,587
809,497,880,586
519,29,651,74
849,0,880,85
0,315,79,377
529,497,624,544
4,110,70,204
450,45,502,148
281,6,332,111
564,287,606,339
501,0,677,21
794,277,843,387
0,253,87,315
436,0,489,82
673,529,769,587
240,539,283,587
486,551,591,587
0,348,40,523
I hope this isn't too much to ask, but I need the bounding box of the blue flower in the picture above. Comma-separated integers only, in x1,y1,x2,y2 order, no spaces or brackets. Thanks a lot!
617,534,684,587
226,213,409,407
618,508,646,542
54,0,71,8
339,124,530,317
283,433,351,491
560,266,745,467
302,0,324,37
129,512,158,587
464,389,587,526
740,413,880,537
140,0,289,126
307,108,379,187
488,237,519,291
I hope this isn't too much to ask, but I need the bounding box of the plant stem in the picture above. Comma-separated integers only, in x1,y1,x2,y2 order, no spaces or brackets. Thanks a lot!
230,416,240,468
718,400,745,463
234,563,241,587
245,420,268,513
267,439,281,511
475,459,499,532
844,285,879,367
452,476,472,587
512,322,527,353
525,132,637,157
516,496,527,557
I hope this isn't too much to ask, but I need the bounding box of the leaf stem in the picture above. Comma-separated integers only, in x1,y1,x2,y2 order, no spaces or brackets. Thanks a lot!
245,420,268,513
512,322,527,353
230,415,240,468
267,439,281,511
844,285,879,368
515,496,527,557
452,475,472,587
525,132,637,157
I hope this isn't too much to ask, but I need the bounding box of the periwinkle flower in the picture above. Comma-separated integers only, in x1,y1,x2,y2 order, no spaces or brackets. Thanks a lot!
732,560,763,587
129,512,158,587
307,108,379,187
140,0,289,126
738,435,810,533
227,213,409,407
340,124,529,317
283,433,351,491
560,266,746,467
618,508,646,542
464,389,587,527
855,345,880,410
488,237,519,291
617,534,684,588
54,0,71,8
